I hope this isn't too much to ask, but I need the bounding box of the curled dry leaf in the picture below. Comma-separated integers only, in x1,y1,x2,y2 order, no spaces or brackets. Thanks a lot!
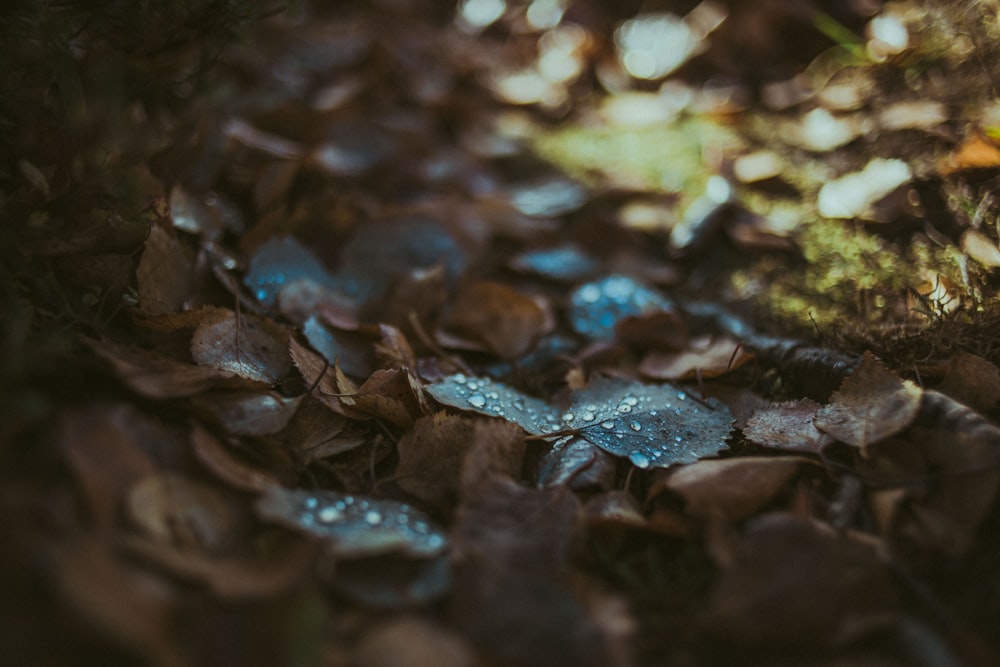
255,487,448,558
191,309,292,384
743,399,835,453
814,352,922,452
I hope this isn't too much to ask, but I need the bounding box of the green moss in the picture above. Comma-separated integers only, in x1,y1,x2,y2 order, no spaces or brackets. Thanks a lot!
531,117,739,208
735,218,964,330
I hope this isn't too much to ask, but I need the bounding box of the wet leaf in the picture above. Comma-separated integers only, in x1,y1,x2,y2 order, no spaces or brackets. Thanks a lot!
814,352,922,451
568,275,673,341
191,309,292,384
427,373,733,469
244,236,341,308
255,487,448,558
425,373,558,435
509,244,601,282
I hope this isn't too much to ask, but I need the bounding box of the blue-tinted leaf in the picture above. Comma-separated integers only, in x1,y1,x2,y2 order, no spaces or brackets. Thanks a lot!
510,244,600,282
508,176,587,217
568,275,673,340
425,374,558,435
256,488,447,557
566,376,732,469
426,373,732,469
244,236,341,307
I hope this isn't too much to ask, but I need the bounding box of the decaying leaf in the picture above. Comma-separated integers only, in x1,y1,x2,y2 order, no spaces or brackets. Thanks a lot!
191,309,292,384
814,352,922,451
744,399,835,453
460,419,527,496
255,487,447,558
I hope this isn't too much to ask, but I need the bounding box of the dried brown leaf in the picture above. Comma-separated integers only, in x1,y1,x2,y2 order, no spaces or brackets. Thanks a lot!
353,617,476,667
191,309,292,384
744,399,835,453
136,224,194,317
190,425,282,493
814,352,922,451
639,334,750,381
192,390,302,436
654,457,812,521
86,337,257,399
443,281,550,359
705,514,899,646
396,413,475,510
460,419,526,497
937,351,1000,413
126,473,240,552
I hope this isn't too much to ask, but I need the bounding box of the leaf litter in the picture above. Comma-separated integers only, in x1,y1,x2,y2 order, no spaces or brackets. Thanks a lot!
16,1,1000,665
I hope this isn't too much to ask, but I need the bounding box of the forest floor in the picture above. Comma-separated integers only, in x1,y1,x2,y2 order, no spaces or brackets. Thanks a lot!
6,1,1000,665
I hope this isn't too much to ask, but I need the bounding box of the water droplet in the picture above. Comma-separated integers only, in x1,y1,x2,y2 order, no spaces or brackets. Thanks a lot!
623,395,639,406
413,520,429,533
674,436,683,443
364,510,382,525
580,411,596,421
677,391,687,400
487,391,499,400
318,506,343,523
305,497,318,510
649,410,658,416
343,496,355,505
628,450,651,468
562,411,575,422
453,373,467,384
467,381,479,391
629,421,642,431
579,284,601,303
427,534,445,549
601,420,616,430
468,393,487,408
514,398,526,410
617,403,632,413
